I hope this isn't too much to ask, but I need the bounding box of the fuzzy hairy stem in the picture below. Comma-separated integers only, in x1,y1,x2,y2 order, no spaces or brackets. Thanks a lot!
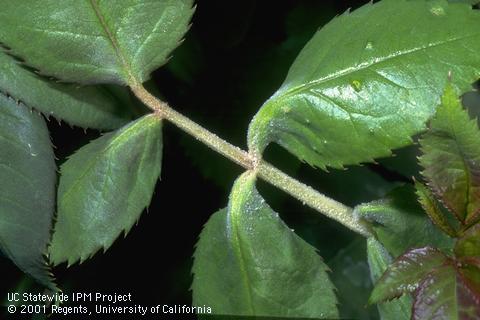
131,84,372,237
256,162,371,237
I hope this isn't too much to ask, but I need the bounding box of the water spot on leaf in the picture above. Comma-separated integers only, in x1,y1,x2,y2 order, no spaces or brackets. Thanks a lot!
430,6,445,16
281,105,291,114
27,143,37,157
365,41,374,50
351,80,362,92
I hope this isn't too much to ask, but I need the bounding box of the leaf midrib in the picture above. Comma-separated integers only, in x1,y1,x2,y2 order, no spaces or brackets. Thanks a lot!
278,33,480,102
88,0,137,85
59,117,157,206
231,213,256,314
229,183,256,315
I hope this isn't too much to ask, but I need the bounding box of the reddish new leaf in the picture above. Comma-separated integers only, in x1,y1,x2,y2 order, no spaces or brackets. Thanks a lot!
456,224,480,258
459,259,480,295
419,85,480,224
415,181,457,237
369,247,447,304
413,264,480,320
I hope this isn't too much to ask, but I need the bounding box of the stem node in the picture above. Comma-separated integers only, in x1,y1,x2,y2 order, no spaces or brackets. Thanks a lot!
131,84,372,238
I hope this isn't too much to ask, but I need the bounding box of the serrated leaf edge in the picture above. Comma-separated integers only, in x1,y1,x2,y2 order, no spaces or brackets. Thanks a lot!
48,115,162,267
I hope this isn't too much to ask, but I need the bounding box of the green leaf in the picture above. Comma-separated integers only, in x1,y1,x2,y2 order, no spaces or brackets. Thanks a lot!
0,94,56,288
49,115,162,266
413,264,480,320
419,84,480,224
192,172,338,318
370,246,447,303
248,0,480,169
449,0,480,5
0,51,133,129
415,181,457,237
328,238,379,320
455,224,480,258
356,185,454,258
367,238,411,320
0,0,194,85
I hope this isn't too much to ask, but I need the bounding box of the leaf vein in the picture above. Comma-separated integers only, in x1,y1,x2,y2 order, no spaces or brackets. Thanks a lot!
284,33,480,99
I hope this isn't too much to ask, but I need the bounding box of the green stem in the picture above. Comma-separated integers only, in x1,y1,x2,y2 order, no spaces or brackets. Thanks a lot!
130,85,253,168
130,84,372,238
257,162,371,237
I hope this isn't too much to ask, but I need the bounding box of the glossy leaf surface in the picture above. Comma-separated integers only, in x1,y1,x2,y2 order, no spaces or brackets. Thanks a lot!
49,115,162,265
0,94,56,288
0,0,194,85
192,173,338,318
248,0,480,169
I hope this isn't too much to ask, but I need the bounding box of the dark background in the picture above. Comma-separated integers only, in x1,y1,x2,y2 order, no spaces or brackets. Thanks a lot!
2,1,479,319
